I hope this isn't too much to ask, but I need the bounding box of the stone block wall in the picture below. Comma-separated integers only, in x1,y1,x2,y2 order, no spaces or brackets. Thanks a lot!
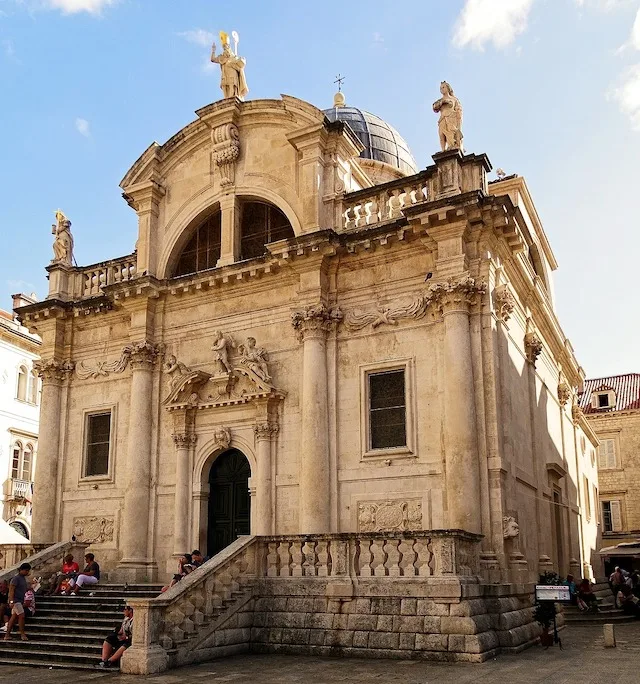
248,578,540,662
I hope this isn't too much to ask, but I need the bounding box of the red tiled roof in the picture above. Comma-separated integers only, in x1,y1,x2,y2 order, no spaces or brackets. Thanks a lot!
580,374,640,414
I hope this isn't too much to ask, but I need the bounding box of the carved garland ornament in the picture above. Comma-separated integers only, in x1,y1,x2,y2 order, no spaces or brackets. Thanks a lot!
344,276,486,331
357,499,422,533
212,122,240,188
493,284,516,322
291,304,343,341
76,341,162,379
524,332,543,365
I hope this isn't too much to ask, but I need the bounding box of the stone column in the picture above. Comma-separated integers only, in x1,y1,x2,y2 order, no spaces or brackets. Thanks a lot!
117,341,160,580
172,433,196,555
31,359,71,543
291,304,342,533
433,277,485,534
253,422,278,535
217,194,241,267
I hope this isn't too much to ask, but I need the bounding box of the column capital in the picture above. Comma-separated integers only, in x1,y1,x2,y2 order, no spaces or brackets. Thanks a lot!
253,422,279,441
172,433,197,448
429,275,486,315
291,303,343,341
129,340,162,371
34,358,75,383
524,332,543,365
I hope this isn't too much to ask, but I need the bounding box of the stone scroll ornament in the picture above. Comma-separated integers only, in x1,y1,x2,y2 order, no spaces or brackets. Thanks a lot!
344,275,486,331
212,123,240,187
75,341,162,380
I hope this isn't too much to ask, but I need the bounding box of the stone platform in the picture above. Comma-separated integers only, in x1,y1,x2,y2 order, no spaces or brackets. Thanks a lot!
4,623,640,683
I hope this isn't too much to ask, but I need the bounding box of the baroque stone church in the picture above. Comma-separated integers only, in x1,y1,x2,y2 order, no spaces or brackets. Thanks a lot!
17,53,600,664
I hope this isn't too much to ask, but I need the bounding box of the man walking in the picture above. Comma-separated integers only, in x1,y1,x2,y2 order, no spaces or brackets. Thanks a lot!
3,562,31,641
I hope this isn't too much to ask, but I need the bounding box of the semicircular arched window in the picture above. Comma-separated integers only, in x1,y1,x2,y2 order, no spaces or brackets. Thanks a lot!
173,212,222,278
240,201,294,261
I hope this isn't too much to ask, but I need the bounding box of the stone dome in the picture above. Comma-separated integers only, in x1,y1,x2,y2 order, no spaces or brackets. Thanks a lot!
323,105,418,175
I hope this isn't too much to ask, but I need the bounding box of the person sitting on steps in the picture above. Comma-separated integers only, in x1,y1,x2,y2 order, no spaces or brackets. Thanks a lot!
48,554,80,595
66,553,100,595
97,605,133,669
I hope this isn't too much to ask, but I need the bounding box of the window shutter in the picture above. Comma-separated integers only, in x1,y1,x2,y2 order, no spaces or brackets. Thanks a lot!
591,394,598,409
606,440,616,469
610,501,623,532
598,444,607,470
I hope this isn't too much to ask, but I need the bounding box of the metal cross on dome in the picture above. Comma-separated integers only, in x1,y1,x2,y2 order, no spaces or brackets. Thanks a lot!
334,73,345,92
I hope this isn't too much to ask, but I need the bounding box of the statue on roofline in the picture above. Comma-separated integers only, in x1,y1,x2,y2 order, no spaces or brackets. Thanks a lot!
51,209,74,266
432,81,464,153
210,30,249,101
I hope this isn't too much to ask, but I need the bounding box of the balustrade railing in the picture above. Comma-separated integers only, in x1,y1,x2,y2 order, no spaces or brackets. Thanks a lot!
10,478,31,499
78,254,137,298
0,540,89,577
341,172,430,231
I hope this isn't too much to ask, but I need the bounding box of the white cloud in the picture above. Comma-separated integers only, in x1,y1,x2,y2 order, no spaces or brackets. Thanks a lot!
610,63,640,129
2,38,19,62
452,0,535,51
575,0,633,9
45,0,117,13
75,117,90,137
178,29,214,47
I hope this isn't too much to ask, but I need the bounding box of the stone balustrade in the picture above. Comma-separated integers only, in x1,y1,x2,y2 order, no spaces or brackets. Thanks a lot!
261,531,480,579
341,172,430,230
121,531,483,674
77,253,138,298
0,540,89,578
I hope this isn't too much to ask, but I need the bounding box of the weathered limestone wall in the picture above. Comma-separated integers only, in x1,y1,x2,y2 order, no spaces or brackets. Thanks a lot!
249,579,540,662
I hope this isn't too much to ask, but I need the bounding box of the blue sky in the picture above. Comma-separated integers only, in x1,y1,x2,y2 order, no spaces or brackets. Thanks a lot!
1,0,638,378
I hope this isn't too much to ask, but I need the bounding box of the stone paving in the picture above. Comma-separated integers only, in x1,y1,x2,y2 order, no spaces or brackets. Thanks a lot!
4,623,640,683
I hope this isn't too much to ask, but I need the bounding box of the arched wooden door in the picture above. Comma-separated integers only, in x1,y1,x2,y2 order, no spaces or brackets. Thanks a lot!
207,448,251,556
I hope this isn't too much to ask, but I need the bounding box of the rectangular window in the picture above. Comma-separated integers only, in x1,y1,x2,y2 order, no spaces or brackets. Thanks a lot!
597,438,617,470
583,476,591,520
602,500,623,532
368,370,407,450
11,447,20,479
598,394,609,408
85,412,112,477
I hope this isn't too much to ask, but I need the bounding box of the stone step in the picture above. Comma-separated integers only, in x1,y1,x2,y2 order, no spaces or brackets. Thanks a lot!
564,612,635,624
35,607,123,620
20,629,105,645
0,656,98,671
26,623,110,638
0,645,101,667
26,615,121,630
0,639,102,655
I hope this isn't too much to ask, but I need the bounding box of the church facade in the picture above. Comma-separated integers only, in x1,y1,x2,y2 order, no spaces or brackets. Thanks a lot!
18,92,599,596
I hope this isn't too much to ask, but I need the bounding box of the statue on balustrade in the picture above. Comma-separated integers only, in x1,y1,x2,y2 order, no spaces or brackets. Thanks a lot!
432,81,464,152
51,209,74,265
210,30,249,101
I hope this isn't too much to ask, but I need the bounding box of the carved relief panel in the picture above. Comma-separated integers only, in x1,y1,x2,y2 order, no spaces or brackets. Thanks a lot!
357,499,422,533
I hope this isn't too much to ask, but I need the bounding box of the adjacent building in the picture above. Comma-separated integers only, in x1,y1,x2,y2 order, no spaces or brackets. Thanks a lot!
580,374,640,566
0,294,41,540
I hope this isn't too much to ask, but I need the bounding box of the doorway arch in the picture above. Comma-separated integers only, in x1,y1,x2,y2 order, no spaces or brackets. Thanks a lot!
207,448,251,556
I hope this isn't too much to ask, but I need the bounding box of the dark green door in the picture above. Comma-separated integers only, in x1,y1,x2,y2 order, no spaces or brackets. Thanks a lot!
207,449,251,556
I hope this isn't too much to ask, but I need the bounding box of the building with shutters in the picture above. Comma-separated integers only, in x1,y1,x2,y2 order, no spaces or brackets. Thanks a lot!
579,374,640,556
0,295,41,540
14,85,602,663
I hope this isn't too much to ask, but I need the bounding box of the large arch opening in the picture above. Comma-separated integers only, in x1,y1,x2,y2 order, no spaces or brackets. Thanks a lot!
170,199,295,278
207,448,251,557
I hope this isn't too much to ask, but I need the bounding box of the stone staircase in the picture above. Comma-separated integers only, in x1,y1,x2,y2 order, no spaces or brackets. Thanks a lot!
563,579,635,625
0,584,163,670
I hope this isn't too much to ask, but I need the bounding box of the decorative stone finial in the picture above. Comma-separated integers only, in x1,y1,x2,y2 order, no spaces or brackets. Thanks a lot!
432,81,464,152
51,209,74,266
210,30,248,100
333,73,346,107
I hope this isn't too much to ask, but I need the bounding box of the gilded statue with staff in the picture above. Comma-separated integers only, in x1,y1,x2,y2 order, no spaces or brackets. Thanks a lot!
210,30,249,101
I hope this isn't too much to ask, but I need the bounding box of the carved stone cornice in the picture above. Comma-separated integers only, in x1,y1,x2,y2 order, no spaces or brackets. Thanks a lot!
524,332,543,365
34,358,75,383
557,382,572,407
493,284,516,323
128,340,162,371
291,304,343,341
212,122,240,187
172,433,197,448
253,422,279,441
429,275,486,315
